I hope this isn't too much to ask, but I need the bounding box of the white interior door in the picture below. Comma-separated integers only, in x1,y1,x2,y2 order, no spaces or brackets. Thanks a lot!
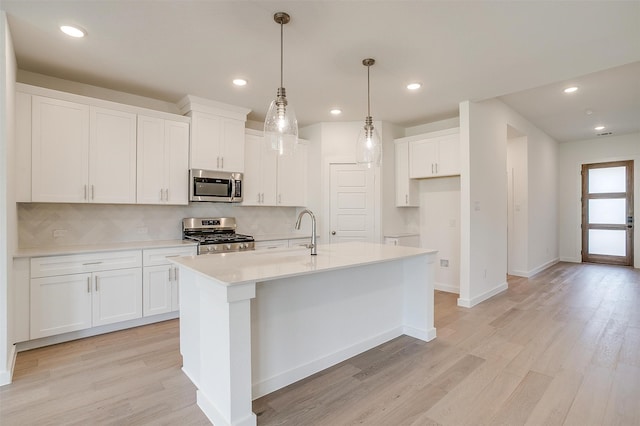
329,163,375,243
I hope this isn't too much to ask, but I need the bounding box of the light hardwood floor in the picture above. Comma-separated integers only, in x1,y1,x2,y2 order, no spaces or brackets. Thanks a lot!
1,262,639,425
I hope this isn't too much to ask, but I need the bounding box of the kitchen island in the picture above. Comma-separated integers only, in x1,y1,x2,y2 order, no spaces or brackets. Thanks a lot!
170,241,437,426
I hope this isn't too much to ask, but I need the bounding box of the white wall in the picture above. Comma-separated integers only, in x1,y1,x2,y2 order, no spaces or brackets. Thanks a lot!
405,117,460,137
1,10,17,386
459,98,558,307
558,132,640,266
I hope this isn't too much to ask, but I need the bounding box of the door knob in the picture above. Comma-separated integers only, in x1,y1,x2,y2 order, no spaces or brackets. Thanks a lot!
331,231,336,235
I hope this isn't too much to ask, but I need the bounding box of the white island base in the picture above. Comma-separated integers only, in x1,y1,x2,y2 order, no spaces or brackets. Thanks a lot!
171,242,437,426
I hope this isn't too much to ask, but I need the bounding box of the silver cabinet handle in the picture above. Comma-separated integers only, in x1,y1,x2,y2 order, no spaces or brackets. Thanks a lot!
435,163,438,174
406,194,409,204
257,194,261,203
160,189,163,201
431,164,434,174
83,185,87,200
278,194,282,204
82,261,103,266
174,267,179,282
217,157,220,169
169,266,174,282
221,157,224,169
91,185,95,200
87,276,91,293
261,193,264,203
95,276,99,291
165,189,169,201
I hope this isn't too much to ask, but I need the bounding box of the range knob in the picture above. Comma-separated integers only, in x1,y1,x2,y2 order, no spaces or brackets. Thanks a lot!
212,246,218,251
225,244,232,250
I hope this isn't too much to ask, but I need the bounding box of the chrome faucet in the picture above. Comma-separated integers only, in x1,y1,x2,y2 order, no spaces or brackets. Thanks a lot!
295,209,317,255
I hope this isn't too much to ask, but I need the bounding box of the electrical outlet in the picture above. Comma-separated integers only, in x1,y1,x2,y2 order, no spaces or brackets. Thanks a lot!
52,229,67,238
440,259,449,267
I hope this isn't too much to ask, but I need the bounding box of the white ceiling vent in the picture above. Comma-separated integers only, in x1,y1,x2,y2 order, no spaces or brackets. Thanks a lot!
597,131,613,136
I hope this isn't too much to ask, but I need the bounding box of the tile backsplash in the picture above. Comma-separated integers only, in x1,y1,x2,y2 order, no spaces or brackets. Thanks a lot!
18,203,302,248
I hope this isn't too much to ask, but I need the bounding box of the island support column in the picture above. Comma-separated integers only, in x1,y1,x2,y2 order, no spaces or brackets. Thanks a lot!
180,268,257,426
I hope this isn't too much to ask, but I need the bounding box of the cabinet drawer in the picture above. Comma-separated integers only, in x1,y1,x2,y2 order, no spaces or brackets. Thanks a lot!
143,246,197,267
288,238,311,248
254,240,288,250
31,250,142,278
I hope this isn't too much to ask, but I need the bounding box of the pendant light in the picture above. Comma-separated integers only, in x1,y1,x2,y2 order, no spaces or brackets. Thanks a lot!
264,12,298,156
356,58,382,168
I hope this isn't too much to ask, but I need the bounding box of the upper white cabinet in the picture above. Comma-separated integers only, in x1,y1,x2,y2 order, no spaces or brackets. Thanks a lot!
408,129,460,179
242,130,308,207
31,97,137,203
243,131,277,205
31,96,90,202
89,106,137,203
137,115,189,205
394,140,419,207
19,84,191,205
178,95,250,172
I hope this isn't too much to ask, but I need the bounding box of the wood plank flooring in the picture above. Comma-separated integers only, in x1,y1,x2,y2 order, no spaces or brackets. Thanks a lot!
1,262,639,425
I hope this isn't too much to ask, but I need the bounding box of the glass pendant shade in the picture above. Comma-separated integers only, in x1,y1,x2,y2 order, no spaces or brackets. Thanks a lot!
264,87,298,156
356,116,382,168
356,58,382,167
265,12,298,156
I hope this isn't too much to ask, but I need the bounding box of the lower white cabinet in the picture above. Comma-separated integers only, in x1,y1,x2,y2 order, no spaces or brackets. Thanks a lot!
30,250,143,339
30,267,142,339
142,246,197,316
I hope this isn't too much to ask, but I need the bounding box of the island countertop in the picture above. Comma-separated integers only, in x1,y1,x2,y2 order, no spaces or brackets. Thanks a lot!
170,241,436,286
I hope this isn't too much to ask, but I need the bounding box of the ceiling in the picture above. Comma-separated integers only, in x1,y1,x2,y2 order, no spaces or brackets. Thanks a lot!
2,1,639,143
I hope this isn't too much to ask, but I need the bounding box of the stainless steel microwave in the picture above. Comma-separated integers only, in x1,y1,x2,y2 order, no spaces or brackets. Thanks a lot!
189,169,243,203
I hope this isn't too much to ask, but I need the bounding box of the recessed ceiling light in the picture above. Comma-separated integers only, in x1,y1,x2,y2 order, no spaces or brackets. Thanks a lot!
330,108,342,115
407,83,422,90
232,78,247,87
60,25,86,38
563,86,578,94
594,125,605,131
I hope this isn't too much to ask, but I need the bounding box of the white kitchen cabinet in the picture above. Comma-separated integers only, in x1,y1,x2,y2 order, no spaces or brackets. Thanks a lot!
394,140,419,207
142,246,197,316
254,240,289,250
31,95,137,203
31,95,89,202
137,115,189,205
189,111,245,172
242,130,308,207
30,250,143,339
384,235,420,247
242,132,277,206
409,131,460,179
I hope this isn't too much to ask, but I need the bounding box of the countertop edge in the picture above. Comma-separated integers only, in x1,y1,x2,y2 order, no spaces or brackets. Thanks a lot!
14,240,198,258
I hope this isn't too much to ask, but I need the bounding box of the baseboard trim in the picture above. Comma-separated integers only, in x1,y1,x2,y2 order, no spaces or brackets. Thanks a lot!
457,281,508,308
560,256,581,263
434,282,459,294
527,258,560,277
16,311,179,352
0,344,17,387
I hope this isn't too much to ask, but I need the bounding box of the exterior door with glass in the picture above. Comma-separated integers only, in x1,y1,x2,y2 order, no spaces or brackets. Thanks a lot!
581,160,634,266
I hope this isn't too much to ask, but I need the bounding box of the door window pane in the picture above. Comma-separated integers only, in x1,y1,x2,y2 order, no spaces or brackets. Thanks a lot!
588,198,626,224
588,229,626,256
588,167,626,193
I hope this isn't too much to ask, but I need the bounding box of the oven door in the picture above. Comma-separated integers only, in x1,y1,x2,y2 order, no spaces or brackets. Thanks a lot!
190,169,242,202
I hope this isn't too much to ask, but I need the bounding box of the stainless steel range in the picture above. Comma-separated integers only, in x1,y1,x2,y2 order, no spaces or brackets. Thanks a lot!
182,217,255,255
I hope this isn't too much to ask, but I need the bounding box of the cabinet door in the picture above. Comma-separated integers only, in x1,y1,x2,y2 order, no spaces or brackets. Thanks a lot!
190,112,221,170
409,138,438,179
137,115,166,204
277,142,308,207
436,134,461,177
221,119,245,172
92,268,142,326
242,133,277,206
89,107,137,203
395,141,419,207
32,95,89,202
165,120,190,205
143,265,172,317
30,273,92,339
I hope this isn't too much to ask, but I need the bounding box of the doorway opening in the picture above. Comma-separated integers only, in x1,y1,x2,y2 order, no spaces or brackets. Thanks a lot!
581,160,634,266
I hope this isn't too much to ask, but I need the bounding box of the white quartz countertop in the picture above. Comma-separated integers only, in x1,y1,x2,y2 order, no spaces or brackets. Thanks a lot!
14,239,197,258
251,233,313,242
170,241,437,286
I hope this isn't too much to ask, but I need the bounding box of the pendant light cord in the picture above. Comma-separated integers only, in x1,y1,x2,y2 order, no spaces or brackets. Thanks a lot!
367,64,371,117
280,21,284,88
